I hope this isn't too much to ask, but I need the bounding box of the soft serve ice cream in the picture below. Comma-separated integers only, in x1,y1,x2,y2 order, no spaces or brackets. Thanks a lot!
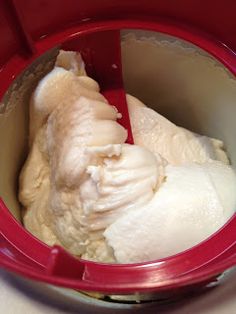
19,50,236,263
105,161,236,263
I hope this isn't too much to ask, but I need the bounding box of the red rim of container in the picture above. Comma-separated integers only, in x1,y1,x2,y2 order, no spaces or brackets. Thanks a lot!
0,19,235,294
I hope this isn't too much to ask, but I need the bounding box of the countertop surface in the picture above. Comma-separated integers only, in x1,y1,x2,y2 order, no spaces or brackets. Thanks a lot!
0,268,236,314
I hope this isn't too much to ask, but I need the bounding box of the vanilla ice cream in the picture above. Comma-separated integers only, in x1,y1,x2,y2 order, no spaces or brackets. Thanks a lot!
105,161,236,263
19,50,236,264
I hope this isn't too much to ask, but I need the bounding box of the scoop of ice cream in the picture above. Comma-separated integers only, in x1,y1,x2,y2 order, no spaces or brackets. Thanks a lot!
127,94,229,165
105,161,236,263
19,50,235,264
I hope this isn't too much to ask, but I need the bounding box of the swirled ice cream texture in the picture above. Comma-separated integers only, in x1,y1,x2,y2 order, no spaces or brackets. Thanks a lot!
19,50,236,263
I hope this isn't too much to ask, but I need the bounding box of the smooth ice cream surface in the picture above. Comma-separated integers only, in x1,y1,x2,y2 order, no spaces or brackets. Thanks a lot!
105,162,236,263
19,50,236,264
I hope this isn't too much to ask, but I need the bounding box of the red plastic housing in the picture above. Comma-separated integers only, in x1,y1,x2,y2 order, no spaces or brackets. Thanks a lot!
0,0,235,294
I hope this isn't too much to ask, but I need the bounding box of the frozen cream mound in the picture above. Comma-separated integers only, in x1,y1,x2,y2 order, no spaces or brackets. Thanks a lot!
105,162,236,263
19,50,164,261
19,50,236,263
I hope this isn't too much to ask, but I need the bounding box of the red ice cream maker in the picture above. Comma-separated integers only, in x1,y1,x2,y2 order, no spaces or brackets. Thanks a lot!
0,0,235,301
